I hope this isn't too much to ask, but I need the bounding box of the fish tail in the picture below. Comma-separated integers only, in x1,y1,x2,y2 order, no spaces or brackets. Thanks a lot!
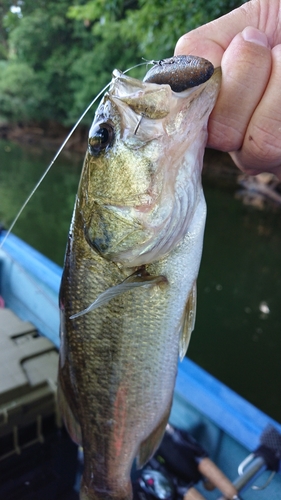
80,477,132,500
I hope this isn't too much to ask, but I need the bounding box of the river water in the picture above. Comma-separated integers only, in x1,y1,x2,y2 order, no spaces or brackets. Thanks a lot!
1,138,280,422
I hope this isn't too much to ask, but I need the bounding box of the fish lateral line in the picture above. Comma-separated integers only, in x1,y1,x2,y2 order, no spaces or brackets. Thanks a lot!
70,271,168,319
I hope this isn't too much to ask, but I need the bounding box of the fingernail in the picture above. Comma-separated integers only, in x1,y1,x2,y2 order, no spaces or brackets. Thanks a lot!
242,27,269,48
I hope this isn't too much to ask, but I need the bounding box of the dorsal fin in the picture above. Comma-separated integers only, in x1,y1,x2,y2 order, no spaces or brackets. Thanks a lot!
57,379,82,446
179,281,197,360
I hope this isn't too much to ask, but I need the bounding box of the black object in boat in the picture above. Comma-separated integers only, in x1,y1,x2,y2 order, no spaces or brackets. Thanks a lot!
133,424,208,500
155,424,208,484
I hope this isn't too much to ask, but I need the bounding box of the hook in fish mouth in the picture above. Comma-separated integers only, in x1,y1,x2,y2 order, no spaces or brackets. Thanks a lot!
143,55,214,92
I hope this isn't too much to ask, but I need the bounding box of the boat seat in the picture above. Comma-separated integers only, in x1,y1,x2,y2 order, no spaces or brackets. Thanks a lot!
0,307,59,459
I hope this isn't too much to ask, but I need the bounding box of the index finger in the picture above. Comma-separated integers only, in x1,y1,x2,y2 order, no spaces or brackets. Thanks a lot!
174,0,279,65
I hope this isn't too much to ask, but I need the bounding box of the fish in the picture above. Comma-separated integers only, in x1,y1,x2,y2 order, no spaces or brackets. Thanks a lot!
58,55,221,500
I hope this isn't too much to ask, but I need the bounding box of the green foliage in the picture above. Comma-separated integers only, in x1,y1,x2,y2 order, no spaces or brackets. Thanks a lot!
0,60,49,121
0,0,247,126
123,0,248,60
68,33,139,123
68,0,247,61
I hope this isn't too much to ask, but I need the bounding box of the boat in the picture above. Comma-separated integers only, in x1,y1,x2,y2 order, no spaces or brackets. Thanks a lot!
0,230,280,500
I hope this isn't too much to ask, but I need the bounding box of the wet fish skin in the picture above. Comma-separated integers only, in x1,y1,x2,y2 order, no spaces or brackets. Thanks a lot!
58,58,221,500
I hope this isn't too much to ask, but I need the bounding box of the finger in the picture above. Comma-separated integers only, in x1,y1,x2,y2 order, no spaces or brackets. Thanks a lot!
207,27,272,152
174,1,260,65
231,43,281,177
175,25,224,67
174,0,281,64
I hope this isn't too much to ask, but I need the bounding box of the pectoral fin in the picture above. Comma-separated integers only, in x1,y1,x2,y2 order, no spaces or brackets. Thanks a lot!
179,281,197,360
70,270,167,319
137,403,172,469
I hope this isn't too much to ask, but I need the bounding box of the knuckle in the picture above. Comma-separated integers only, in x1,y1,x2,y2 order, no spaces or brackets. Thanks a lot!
245,122,281,164
208,117,244,152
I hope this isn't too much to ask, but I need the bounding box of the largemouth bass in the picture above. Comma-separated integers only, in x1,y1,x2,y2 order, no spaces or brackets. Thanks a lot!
58,55,221,500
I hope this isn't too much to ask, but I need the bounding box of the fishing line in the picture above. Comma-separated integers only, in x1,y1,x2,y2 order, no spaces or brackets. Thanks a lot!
0,61,153,249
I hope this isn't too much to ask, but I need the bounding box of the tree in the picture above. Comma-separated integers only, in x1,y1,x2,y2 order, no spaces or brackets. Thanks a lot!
68,0,247,60
0,0,247,126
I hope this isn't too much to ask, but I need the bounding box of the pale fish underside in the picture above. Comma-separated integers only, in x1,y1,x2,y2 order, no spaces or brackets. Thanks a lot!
58,56,221,500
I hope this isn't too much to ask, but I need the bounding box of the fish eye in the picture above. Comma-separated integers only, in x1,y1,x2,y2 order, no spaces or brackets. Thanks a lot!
88,123,114,155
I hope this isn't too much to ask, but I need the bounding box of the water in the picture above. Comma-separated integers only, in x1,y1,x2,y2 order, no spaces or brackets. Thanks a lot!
0,139,82,264
1,139,280,422
192,185,281,422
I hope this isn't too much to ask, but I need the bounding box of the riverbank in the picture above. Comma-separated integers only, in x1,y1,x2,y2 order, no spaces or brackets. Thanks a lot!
0,121,88,153
0,120,240,186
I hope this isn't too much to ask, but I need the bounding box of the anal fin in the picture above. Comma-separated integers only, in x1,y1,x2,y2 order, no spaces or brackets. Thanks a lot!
136,403,172,469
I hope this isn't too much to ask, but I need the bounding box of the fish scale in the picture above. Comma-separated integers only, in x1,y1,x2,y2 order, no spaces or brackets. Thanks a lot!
58,56,221,500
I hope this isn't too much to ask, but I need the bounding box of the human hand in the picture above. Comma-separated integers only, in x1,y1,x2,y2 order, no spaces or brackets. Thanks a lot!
175,0,281,178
